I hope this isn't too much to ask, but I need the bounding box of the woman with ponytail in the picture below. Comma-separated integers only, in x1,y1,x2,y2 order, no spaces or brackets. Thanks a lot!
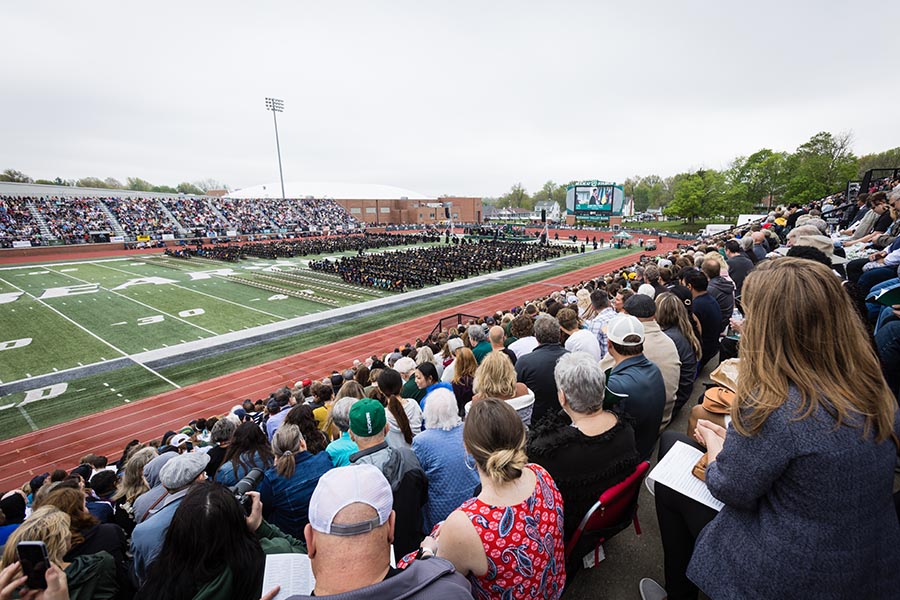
377,368,423,449
415,398,566,599
258,424,332,538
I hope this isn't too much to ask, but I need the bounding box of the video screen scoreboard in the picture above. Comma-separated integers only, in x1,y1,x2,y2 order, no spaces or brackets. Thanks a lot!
565,180,624,221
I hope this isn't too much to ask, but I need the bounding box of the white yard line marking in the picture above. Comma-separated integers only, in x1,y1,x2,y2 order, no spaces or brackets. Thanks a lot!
93,262,287,321
0,276,181,390
18,407,38,431
44,267,219,335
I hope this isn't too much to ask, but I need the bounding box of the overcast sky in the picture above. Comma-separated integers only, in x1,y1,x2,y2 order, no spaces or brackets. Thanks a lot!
2,1,898,198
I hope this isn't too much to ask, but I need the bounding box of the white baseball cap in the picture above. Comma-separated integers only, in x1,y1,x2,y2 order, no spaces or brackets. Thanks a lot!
308,465,393,536
606,315,645,346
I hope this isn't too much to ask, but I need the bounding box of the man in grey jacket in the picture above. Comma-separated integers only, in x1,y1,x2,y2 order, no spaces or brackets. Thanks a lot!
285,465,470,600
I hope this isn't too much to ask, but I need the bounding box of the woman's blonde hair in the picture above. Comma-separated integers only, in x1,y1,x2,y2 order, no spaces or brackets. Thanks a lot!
655,292,701,359
272,424,304,479
113,446,158,503
452,347,478,383
464,398,528,485
732,258,896,442
1,507,71,568
473,351,517,399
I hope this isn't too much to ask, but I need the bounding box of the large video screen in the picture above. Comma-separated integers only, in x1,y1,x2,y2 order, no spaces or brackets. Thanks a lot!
573,185,614,211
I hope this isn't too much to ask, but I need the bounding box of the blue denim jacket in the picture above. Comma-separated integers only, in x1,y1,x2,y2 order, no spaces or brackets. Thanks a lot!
258,451,332,538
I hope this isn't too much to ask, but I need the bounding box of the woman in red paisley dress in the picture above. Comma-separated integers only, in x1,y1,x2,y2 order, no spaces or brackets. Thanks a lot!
417,398,566,599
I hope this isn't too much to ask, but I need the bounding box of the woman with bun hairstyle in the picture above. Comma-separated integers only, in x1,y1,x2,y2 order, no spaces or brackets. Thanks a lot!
417,398,566,599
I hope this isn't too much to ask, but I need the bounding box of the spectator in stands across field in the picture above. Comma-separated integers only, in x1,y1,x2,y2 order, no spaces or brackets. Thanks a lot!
412,389,480,532
642,258,900,600
131,452,210,582
528,352,639,548
259,424,333,539
415,398,566,600
507,315,539,359
515,316,569,427
558,307,603,361
377,368,423,449
2,506,117,600
136,484,307,600
604,315,666,460
283,465,470,599
325,397,360,466
682,269,721,371
655,293,701,416
472,350,535,425
468,325,492,364
204,418,236,478
349,399,427,558
215,421,275,487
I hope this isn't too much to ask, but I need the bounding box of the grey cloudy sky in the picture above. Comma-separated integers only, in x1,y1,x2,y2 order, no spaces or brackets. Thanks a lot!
2,1,897,198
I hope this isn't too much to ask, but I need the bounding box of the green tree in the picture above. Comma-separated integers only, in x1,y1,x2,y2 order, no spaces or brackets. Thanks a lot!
126,177,154,192
34,179,55,185
0,169,33,183
729,149,788,209
194,178,229,192
532,180,567,211
783,132,858,204
76,177,111,189
499,183,532,210
856,147,900,178
176,182,205,195
152,185,178,193
663,170,725,222
104,177,124,189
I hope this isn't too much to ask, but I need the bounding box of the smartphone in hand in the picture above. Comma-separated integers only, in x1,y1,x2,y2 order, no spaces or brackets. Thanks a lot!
17,541,50,589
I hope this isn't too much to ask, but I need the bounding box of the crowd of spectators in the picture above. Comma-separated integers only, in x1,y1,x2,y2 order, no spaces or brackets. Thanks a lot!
103,197,177,238
159,198,228,235
0,196,43,247
29,197,114,245
2,182,900,599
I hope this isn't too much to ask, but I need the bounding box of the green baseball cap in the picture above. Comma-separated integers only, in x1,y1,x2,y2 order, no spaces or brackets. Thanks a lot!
349,398,387,437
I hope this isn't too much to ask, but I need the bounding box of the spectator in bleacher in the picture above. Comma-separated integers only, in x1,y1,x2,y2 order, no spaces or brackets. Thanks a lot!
642,258,900,600
395,357,426,404
516,316,569,427
449,347,477,418
36,487,132,598
86,471,119,524
724,240,754,298
468,325,492,364
604,315,666,460
487,325,517,366
528,352,639,548
136,484,307,600
416,398,566,599
215,421,275,487
259,424,332,539
2,506,118,600
0,491,26,547
471,350,535,425
655,293,701,416
414,362,453,411
204,418,235,479
414,345,443,379
412,388,480,532
750,231,768,261
682,269,721,371
377,368,423,450
111,447,157,533
508,314,539,358
701,258,735,333
265,387,294,441
284,404,329,455
131,441,185,526
325,397,361,466
308,381,334,434
348,399,427,558
291,465,470,599
558,307,603,361
131,451,210,582
613,294,682,430
585,289,617,359
439,338,466,382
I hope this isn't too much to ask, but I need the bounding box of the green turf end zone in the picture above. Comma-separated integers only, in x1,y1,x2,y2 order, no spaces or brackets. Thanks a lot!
0,247,633,441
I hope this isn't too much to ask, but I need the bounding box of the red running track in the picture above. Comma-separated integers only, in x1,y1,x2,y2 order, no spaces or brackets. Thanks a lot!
0,241,679,490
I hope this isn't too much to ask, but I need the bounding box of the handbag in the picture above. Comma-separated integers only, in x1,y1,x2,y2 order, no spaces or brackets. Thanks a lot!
687,386,734,436
692,453,709,481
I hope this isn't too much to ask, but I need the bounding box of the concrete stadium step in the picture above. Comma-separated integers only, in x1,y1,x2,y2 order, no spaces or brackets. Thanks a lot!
26,199,55,240
97,200,127,238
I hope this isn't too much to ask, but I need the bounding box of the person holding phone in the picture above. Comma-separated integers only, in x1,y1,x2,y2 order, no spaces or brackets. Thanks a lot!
1,506,117,600
0,559,67,600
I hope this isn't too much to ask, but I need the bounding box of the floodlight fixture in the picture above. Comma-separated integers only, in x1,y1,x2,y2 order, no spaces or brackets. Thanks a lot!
264,97,286,200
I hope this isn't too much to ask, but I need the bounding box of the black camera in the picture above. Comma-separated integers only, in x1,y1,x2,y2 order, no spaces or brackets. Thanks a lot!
229,468,264,516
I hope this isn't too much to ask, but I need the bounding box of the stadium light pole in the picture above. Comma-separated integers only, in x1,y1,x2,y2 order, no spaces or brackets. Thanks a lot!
265,97,286,201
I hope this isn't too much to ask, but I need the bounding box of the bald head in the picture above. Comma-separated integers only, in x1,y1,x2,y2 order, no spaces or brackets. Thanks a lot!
489,325,505,348
751,231,766,244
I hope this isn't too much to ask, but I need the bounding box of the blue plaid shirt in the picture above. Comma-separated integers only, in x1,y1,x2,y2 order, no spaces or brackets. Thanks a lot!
586,307,617,358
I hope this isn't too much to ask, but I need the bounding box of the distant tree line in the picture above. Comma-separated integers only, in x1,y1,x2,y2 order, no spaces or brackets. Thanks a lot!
485,132,900,223
0,170,229,195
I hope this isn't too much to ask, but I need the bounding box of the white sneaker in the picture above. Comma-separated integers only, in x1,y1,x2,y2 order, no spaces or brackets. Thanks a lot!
639,578,667,600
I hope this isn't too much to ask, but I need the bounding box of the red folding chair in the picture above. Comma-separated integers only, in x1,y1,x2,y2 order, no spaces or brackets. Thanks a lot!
565,461,651,565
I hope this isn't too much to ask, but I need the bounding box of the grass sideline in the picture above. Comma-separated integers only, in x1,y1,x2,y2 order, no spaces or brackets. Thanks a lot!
0,248,634,440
